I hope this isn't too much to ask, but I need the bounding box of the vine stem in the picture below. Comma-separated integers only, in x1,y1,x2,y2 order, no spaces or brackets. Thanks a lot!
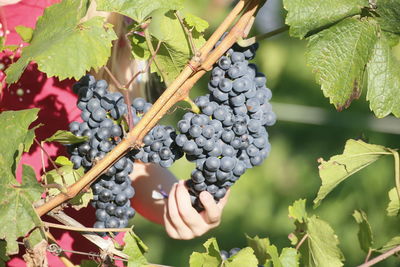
237,25,289,47
388,149,400,199
48,211,129,259
357,245,400,267
144,27,169,86
295,234,309,250
35,0,263,217
43,221,131,233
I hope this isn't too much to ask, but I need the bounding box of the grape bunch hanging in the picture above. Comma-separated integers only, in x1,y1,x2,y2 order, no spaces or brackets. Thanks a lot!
178,42,275,209
66,41,275,228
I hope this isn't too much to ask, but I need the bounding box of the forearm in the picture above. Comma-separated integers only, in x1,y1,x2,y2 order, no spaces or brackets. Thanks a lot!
130,162,178,225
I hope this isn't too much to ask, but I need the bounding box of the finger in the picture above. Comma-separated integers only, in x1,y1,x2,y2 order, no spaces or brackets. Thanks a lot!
163,204,180,239
167,183,194,239
199,191,221,224
175,180,208,236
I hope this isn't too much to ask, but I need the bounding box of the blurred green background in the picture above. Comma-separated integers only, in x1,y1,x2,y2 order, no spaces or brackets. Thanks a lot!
132,0,400,266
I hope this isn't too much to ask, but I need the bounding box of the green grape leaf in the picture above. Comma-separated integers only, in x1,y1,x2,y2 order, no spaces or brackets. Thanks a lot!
15,25,33,43
0,164,43,255
44,130,88,144
366,33,400,118
189,238,223,267
23,124,42,153
283,0,368,39
226,247,258,267
352,210,374,253
24,228,46,250
301,216,344,267
122,231,148,267
0,109,39,182
306,17,378,111
377,236,400,253
184,13,209,33
0,240,9,267
279,248,299,267
5,0,117,84
45,163,91,210
314,139,391,207
288,199,307,223
376,0,400,34
387,187,400,217
265,244,282,267
54,156,73,166
96,0,184,23
147,9,206,85
246,235,270,265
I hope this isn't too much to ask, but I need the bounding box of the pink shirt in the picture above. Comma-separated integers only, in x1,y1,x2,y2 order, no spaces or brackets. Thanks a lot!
1,1,124,265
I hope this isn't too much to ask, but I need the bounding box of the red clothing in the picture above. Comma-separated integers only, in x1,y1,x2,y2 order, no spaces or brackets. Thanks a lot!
1,1,124,266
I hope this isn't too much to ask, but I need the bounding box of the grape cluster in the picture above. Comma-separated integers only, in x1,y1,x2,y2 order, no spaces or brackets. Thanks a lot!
220,247,263,266
176,42,275,209
68,75,135,229
220,247,242,260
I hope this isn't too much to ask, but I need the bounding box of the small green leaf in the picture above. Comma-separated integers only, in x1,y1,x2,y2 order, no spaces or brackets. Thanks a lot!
24,228,46,250
122,231,148,267
246,235,270,265
314,139,391,207
184,13,209,33
96,0,184,23
147,9,206,85
44,130,88,144
306,17,378,110
226,247,258,267
5,0,117,84
303,216,344,267
279,248,299,267
0,240,10,266
54,156,73,166
0,164,43,255
352,210,374,253
0,109,39,182
376,0,400,34
265,244,282,267
288,199,307,223
15,25,34,43
366,32,400,118
283,0,368,39
377,236,400,253
387,187,400,216
189,238,223,267
46,165,90,210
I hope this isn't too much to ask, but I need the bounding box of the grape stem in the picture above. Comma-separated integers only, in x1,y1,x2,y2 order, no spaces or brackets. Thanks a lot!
43,221,132,233
35,0,265,217
48,210,129,259
144,27,170,86
295,233,309,250
237,25,289,47
34,138,67,187
357,245,400,267
175,10,198,56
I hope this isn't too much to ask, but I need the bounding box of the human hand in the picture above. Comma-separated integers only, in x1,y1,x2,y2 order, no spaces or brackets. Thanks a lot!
163,180,230,240
0,0,21,6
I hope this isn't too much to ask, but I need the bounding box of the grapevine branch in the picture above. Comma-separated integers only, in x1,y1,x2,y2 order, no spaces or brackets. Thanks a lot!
48,211,129,259
35,0,263,217
43,222,132,233
357,245,400,267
